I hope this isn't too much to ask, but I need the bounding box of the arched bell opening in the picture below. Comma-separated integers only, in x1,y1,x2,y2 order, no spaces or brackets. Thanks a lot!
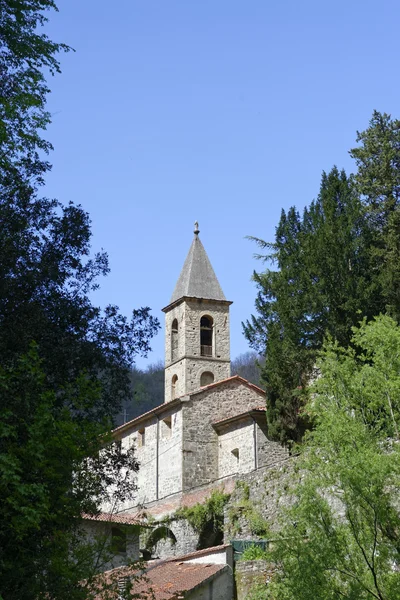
200,315,213,357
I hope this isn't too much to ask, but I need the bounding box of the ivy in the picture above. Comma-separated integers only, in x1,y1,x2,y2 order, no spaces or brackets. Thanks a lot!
175,489,231,534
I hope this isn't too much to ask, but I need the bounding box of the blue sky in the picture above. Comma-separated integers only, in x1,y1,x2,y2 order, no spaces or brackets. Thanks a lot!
44,0,400,368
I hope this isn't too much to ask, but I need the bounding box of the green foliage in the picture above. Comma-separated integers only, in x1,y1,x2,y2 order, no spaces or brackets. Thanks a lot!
241,544,269,561
244,166,379,445
0,0,70,182
0,347,141,599
0,1,159,597
227,482,271,538
350,111,400,319
265,316,400,600
175,489,230,534
245,113,400,445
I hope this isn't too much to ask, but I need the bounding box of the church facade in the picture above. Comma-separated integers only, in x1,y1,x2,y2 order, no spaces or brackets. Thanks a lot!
112,225,288,519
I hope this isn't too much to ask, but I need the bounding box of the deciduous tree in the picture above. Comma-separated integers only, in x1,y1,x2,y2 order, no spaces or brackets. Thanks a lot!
265,316,400,600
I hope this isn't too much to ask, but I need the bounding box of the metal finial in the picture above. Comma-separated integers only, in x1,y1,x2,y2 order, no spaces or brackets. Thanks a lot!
194,221,200,236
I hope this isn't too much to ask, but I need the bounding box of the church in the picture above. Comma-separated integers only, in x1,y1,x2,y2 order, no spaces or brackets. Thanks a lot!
111,224,288,538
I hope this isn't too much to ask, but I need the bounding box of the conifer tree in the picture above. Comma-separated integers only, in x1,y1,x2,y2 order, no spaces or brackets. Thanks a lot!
350,111,400,318
244,167,379,445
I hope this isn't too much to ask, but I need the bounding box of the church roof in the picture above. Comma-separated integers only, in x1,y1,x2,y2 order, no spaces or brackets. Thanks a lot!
168,223,227,305
112,376,265,438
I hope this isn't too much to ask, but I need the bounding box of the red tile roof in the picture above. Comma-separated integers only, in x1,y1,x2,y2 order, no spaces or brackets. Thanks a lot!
139,561,226,600
164,544,231,563
92,561,227,600
82,512,144,526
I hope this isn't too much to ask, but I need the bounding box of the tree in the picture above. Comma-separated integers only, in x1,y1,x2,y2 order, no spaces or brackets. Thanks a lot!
0,347,141,600
231,351,265,387
0,1,160,597
0,0,70,180
244,167,378,445
265,316,400,600
350,111,400,318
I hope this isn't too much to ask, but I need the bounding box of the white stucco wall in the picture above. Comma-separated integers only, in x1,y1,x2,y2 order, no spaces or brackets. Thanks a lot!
217,419,256,478
188,568,233,600
116,405,183,508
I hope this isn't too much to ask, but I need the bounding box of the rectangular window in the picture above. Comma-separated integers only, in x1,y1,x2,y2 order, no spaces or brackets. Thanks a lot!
162,416,172,438
138,428,145,447
111,527,127,554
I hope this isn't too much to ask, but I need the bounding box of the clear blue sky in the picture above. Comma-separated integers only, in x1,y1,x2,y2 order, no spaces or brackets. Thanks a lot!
44,0,400,368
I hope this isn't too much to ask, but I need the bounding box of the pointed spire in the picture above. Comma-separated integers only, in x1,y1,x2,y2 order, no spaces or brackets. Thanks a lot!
169,224,226,304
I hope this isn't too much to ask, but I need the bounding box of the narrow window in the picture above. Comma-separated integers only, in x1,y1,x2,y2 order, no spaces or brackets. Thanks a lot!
232,448,239,470
138,428,145,447
171,374,178,400
200,315,213,357
162,415,172,438
171,319,178,361
200,371,214,387
111,527,127,554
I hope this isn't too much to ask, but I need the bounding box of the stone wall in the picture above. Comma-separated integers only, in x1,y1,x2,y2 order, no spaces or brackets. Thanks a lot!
235,560,274,600
164,301,186,402
146,518,199,559
182,381,265,490
224,457,296,541
164,298,231,402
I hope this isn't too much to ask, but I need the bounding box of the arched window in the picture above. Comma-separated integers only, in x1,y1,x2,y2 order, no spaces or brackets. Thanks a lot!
200,371,214,387
171,374,178,400
171,319,178,361
200,315,213,357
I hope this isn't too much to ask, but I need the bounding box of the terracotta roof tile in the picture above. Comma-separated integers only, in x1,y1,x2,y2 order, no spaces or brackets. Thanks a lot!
82,512,144,526
93,561,227,600
164,544,231,563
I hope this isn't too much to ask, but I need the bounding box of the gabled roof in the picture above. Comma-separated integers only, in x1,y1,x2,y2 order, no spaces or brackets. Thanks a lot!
189,374,266,398
112,397,182,436
112,376,266,437
166,229,227,307
137,561,227,599
95,557,228,600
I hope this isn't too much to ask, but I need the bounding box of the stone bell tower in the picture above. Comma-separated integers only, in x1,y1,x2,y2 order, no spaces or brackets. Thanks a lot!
162,223,232,403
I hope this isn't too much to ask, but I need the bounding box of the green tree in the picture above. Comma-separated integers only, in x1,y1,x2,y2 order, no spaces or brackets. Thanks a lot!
0,347,141,600
265,316,400,600
350,111,400,318
0,1,159,597
0,0,70,181
244,167,378,445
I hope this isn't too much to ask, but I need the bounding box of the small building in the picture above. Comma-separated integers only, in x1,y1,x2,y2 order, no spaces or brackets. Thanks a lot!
94,545,234,600
80,512,142,572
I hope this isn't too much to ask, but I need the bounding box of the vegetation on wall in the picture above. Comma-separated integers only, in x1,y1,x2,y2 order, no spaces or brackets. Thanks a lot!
227,481,271,539
174,489,231,549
